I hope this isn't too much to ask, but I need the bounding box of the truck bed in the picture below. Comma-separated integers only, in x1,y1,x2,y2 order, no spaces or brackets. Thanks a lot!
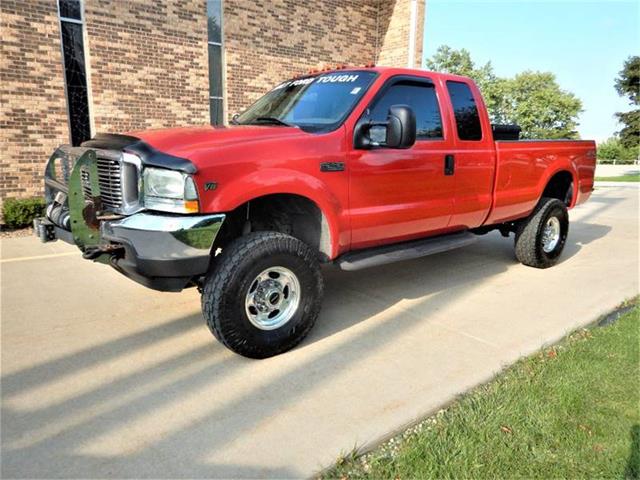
485,139,596,225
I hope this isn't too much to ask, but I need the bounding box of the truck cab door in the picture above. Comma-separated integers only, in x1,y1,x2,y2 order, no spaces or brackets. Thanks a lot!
347,76,456,249
444,80,496,229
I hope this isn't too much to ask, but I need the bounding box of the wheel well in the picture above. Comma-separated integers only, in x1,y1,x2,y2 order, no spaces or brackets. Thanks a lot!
213,194,332,261
542,171,574,206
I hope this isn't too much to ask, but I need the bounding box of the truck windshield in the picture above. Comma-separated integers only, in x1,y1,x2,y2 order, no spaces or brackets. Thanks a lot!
235,71,377,133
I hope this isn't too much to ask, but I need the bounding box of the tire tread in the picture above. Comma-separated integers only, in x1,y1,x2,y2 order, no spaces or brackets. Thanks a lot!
514,197,568,268
201,231,322,358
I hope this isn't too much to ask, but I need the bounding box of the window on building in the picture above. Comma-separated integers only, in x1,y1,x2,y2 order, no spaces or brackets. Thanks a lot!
58,0,91,146
446,81,482,141
369,81,443,139
207,0,224,125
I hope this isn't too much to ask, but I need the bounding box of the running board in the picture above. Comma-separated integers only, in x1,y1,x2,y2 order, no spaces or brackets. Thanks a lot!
337,231,477,271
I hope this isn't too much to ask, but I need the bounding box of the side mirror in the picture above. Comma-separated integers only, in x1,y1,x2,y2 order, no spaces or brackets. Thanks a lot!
354,105,416,149
385,105,416,148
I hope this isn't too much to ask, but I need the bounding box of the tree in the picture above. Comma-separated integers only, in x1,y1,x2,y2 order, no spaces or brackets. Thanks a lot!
597,137,638,163
615,56,640,104
614,56,640,149
597,137,624,160
502,71,582,139
425,46,508,123
425,45,583,139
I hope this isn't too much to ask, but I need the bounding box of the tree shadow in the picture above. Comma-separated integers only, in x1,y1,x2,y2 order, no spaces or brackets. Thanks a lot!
311,216,612,343
0,191,625,478
560,222,612,262
1,234,512,478
626,425,640,479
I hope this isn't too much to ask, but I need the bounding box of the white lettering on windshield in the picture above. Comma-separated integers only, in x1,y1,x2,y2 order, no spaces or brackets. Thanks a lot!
273,74,360,91
272,77,314,90
316,74,360,84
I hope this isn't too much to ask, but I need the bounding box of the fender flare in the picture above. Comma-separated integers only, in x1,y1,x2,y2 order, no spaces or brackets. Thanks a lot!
537,162,578,206
204,168,345,258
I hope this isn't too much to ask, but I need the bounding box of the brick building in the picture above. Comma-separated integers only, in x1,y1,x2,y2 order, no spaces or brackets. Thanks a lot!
0,0,425,212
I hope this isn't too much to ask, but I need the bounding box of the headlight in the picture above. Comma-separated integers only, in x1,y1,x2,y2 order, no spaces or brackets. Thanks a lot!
142,167,199,213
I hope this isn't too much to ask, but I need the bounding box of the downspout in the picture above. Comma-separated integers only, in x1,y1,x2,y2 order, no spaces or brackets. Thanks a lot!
407,0,418,68
375,0,380,63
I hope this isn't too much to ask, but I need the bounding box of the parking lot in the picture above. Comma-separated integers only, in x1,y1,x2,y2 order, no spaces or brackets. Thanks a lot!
1,184,638,478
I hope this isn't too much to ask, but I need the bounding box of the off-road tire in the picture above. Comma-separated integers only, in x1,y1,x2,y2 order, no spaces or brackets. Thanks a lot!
201,231,323,358
514,197,569,268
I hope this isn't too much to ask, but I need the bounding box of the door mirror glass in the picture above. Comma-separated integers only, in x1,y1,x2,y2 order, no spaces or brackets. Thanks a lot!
369,125,387,144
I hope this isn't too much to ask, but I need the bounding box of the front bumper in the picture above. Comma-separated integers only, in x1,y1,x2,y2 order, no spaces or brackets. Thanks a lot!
102,212,225,291
36,144,225,292
36,211,225,292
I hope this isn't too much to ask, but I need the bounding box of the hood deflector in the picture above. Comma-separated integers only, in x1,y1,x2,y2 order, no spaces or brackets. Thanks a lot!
82,133,197,174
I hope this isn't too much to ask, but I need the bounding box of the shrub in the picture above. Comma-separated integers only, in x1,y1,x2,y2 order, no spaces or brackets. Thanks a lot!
3,197,46,229
597,137,639,164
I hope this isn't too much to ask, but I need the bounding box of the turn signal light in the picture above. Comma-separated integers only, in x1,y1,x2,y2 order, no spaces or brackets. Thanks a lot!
184,200,199,213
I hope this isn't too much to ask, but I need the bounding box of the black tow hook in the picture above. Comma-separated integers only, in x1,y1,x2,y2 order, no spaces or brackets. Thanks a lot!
82,245,124,260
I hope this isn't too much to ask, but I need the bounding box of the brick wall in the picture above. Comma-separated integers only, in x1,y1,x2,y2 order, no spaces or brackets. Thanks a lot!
224,0,425,117
223,0,380,117
84,0,210,134
0,0,68,212
377,0,424,68
0,0,424,219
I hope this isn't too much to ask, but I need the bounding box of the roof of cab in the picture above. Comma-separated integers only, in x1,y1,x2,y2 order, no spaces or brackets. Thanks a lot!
304,65,473,83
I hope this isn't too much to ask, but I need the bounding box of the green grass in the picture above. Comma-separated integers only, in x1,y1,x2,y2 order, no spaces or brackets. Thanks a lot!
595,173,640,182
325,300,640,479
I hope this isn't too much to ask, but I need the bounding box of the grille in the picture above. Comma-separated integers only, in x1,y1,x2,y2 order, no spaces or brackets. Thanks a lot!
96,156,123,210
75,149,140,214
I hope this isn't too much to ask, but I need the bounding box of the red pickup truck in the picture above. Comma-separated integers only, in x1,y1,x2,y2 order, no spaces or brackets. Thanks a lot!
35,66,596,358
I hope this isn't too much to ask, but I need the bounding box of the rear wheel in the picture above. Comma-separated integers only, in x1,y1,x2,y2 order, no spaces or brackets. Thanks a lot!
514,197,569,268
201,231,323,358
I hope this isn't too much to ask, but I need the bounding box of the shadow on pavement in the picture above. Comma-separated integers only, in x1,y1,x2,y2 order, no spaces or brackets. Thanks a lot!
0,193,622,478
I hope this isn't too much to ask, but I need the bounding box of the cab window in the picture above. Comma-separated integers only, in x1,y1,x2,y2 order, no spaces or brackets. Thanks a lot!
446,81,482,141
369,81,444,140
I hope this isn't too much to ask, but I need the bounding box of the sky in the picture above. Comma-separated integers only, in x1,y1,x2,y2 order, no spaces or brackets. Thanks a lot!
421,0,639,142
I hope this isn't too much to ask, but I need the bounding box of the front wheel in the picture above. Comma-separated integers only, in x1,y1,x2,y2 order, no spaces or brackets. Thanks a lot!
514,197,569,268
201,231,323,358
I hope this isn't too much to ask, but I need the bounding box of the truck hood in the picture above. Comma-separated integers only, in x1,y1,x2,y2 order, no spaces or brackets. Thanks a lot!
127,125,308,160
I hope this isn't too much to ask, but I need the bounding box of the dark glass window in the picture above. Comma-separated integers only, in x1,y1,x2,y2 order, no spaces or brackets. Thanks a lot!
207,0,224,125
208,44,223,97
58,1,91,146
207,0,222,43
446,81,482,141
369,81,443,139
59,0,81,20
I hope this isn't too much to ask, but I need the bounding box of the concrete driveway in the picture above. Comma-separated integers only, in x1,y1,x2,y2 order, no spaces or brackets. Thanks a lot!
595,163,639,177
1,184,638,479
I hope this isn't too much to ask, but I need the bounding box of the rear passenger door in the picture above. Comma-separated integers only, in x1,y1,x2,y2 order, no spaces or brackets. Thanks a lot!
445,80,496,229
349,76,456,248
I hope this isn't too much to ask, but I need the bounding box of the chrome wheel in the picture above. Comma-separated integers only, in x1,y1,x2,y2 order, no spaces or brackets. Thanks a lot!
245,266,301,330
542,216,561,253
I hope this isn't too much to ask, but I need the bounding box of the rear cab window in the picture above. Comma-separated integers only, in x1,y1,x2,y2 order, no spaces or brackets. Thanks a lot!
446,81,483,141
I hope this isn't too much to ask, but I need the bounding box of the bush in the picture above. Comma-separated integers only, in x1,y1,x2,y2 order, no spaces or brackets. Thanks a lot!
597,137,639,163
2,197,46,229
